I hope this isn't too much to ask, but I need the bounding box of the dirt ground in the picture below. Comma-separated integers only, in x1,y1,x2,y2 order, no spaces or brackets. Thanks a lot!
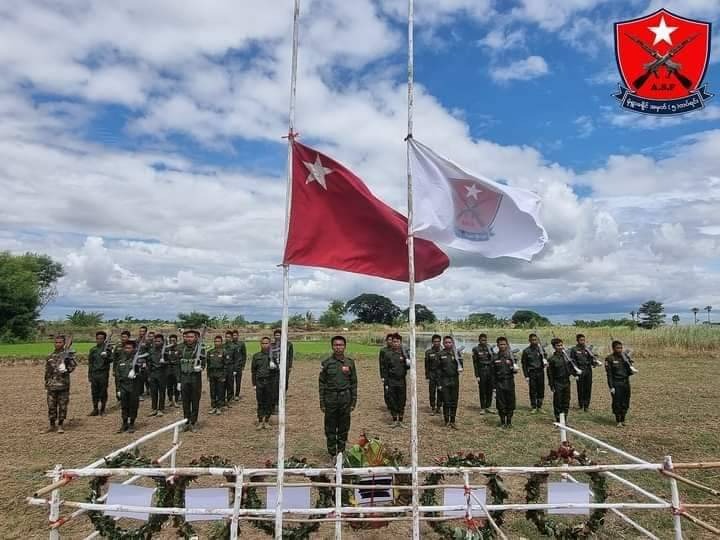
2,352,719,539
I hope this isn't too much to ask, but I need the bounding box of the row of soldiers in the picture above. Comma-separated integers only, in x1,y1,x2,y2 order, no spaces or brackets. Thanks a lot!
43,327,294,434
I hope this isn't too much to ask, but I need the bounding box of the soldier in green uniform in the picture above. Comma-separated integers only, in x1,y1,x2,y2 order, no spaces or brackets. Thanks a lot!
44,335,77,433
490,337,518,428
147,334,169,417
114,340,140,433
521,333,547,414
231,330,247,400
176,329,205,432
319,336,358,457
207,335,231,414
547,338,575,423
136,326,150,400
270,329,294,413
87,331,112,416
113,330,131,363
378,334,393,413
605,340,634,427
436,336,460,429
570,334,600,411
424,334,443,415
223,331,236,405
252,337,274,429
165,334,181,407
384,333,410,427
472,334,494,414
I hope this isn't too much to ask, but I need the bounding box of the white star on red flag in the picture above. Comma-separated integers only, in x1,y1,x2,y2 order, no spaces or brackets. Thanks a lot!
303,155,333,190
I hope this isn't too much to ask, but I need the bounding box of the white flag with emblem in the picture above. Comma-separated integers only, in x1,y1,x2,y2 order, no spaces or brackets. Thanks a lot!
409,138,547,261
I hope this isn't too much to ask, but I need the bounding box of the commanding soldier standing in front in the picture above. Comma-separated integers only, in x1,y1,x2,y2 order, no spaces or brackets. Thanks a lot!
424,334,443,415
570,334,599,411
605,340,634,427
176,330,205,432
436,336,460,429
384,333,410,427
252,337,274,429
490,337,518,428
547,338,575,423
44,335,77,433
319,336,358,457
207,335,230,415
87,331,112,416
231,330,247,400
165,334,181,407
472,334,494,414
147,334,168,417
114,340,140,433
521,333,547,414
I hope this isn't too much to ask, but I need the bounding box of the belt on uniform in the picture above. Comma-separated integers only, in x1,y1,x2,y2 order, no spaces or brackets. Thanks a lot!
325,389,350,393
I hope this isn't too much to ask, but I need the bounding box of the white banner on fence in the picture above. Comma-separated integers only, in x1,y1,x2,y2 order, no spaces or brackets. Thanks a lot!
266,486,312,511
548,482,591,515
354,476,393,506
185,488,230,522
104,484,155,521
443,487,486,517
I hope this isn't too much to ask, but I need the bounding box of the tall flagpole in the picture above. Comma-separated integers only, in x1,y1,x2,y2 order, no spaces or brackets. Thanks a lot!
406,0,420,538
275,0,300,538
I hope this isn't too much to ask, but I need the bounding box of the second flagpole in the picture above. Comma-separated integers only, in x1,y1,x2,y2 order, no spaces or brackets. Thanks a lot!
406,0,420,538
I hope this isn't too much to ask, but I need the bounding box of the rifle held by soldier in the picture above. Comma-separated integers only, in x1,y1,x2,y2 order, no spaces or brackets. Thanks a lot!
193,326,207,370
610,334,638,373
553,331,583,376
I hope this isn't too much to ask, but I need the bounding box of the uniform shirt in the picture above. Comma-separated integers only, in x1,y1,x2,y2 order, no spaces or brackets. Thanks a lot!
176,343,206,383
436,349,460,386
232,340,248,369
319,355,358,408
252,351,272,385
570,346,597,371
384,349,410,385
112,342,129,364
207,347,231,376
490,351,517,389
378,346,391,379
114,351,136,393
547,352,573,389
604,354,634,388
88,345,111,375
223,342,237,371
521,345,546,377
424,346,441,380
472,344,493,377
164,344,181,366
271,340,294,371
136,337,151,367
45,350,77,391
148,345,167,371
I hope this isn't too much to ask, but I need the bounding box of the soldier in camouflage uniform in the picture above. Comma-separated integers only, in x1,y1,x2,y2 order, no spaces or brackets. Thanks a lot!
223,331,236,405
165,334,181,407
114,340,140,433
383,333,410,427
319,336,358,456
605,340,634,427
436,336,461,429
87,331,112,416
44,335,77,433
176,329,205,432
570,334,599,411
472,334,494,414
252,337,274,429
521,333,547,413
490,337,518,428
231,330,247,400
147,334,169,417
207,335,231,414
547,338,575,423
424,334,443,415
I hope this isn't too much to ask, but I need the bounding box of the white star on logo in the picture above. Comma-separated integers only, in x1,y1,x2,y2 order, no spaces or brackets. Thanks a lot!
648,16,677,46
303,155,333,190
465,183,481,200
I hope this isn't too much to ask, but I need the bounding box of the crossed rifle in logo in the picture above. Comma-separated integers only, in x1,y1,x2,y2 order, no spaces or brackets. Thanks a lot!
625,32,699,90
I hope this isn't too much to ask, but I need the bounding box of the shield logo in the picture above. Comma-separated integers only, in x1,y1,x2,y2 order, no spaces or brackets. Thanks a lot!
614,9,713,114
449,179,502,242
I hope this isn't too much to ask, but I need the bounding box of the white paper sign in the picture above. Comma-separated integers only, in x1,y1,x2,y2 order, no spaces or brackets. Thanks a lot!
443,487,486,517
186,488,230,522
548,482,591,516
266,486,312,511
104,483,155,521
354,476,393,506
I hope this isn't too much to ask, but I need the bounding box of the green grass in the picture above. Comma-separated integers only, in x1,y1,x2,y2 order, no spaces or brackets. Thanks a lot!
0,340,380,359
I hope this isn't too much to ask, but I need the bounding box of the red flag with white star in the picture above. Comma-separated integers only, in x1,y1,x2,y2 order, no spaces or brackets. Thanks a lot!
283,141,449,282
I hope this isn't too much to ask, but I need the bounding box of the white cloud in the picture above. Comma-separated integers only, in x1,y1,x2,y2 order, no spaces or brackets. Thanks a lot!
574,115,595,138
477,28,526,51
490,55,549,83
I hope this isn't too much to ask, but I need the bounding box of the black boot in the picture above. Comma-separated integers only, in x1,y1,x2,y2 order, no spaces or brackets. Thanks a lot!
117,419,128,433
128,420,136,433
100,401,106,416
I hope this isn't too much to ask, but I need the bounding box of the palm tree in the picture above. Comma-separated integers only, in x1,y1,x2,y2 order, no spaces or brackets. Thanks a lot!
705,306,713,324
672,314,680,325
691,307,700,324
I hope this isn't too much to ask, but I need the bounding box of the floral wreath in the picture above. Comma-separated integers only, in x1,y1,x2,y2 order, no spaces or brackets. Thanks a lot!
420,452,508,539
86,451,171,540
524,443,607,539
170,455,235,540
244,457,334,540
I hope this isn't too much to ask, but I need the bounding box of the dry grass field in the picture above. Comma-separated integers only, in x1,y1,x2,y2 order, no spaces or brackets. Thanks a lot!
2,348,719,539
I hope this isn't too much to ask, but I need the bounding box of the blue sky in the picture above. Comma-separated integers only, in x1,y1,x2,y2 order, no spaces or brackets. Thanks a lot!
1,0,719,324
